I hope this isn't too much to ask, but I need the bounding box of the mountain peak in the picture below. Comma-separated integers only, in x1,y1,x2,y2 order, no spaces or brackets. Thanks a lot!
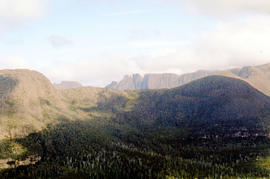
106,63,270,96
106,70,216,90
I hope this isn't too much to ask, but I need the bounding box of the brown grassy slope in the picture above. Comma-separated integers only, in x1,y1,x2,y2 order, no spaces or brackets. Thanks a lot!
0,69,70,139
0,69,136,140
184,64,270,97
60,86,138,119
229,63,270,96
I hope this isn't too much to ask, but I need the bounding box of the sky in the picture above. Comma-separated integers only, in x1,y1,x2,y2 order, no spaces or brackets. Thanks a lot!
0,0,270,87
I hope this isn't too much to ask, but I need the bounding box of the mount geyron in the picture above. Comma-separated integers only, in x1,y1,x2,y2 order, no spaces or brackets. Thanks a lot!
1,63,270,178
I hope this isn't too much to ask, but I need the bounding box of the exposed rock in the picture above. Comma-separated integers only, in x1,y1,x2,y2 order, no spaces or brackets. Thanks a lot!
106,70,217,90
106,63,270,96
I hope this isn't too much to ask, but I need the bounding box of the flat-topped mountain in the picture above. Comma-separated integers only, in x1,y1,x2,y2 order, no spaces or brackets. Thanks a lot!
54,81,82,89
106,70,216,90
106,63,270,96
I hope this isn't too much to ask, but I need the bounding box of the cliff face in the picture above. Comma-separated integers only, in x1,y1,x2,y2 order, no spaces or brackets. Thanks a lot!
106,70,217,90
106,63,270,96
106,74,144,90
142,74,179,89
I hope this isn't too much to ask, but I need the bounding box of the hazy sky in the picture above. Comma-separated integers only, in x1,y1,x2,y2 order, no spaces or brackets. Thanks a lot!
0,0,270,86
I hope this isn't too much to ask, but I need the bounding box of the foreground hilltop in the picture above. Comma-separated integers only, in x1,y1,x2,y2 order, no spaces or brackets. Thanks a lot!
0,69,64,139
129,76,270,138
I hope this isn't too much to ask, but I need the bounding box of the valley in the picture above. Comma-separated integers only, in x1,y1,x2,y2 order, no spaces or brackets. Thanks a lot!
1,68,270,178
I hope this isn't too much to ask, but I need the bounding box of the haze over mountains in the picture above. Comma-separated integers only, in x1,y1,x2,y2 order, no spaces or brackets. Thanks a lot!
1,63,270,178
0,63,270,140
53,81,82,89
106,71,216,90
106,63,270,96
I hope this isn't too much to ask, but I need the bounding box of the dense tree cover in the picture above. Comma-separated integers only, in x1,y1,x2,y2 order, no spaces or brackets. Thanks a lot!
1,120,270,179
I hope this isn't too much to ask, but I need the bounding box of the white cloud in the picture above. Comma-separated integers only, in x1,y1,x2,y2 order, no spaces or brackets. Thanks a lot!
45,57,143,87
193,16,270,67
171,0,270,16
1,13,269,87
27,16,270,87
0,0,46,35
134,16,270,74
0,0,45,20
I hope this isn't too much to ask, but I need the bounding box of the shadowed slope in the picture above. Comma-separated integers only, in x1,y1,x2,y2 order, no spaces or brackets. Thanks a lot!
127,76,270,138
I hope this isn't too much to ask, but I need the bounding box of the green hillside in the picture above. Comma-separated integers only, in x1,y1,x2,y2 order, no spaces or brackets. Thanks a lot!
1,71,270,178
127,76,270,137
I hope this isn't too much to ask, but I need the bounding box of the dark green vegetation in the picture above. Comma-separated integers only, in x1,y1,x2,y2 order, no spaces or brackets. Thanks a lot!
127,76,270,138
1,75,270,178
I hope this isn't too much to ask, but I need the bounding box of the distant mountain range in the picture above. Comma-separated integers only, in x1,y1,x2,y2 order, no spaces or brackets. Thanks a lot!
106,70,216,90
106,63,270,96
